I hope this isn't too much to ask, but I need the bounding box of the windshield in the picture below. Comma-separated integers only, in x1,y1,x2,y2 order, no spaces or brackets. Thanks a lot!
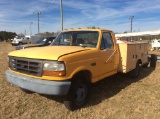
52,31,99,48
34,38,47,44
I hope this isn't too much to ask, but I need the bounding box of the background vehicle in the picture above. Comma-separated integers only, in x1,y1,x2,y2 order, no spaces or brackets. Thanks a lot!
6,27,155,111
11,35,30,46
16,36,55,50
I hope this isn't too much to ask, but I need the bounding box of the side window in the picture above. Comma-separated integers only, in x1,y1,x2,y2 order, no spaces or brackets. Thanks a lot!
100,32,113,49
100,37,105,49
54,33,71,45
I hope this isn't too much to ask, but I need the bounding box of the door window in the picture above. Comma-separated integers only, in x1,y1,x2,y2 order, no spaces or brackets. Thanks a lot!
100,32,113,49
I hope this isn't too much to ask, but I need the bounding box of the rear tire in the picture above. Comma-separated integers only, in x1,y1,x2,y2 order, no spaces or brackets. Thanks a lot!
128,62,140,78
142,56,150,68
142,63,149,68
64,76,89,111
150,54,157,68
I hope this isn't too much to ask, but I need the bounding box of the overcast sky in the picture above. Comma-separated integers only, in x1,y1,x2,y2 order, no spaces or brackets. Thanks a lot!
0,0,160,35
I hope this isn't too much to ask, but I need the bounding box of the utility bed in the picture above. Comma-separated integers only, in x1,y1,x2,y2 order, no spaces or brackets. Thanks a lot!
118,42,149,73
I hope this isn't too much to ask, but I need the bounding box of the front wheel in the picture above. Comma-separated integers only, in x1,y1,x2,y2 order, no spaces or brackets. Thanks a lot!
64,77,89,111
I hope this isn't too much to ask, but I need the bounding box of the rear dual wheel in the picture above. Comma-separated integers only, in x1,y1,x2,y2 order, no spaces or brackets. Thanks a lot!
142,56,150,68
128,62,140,78
150,54,157,68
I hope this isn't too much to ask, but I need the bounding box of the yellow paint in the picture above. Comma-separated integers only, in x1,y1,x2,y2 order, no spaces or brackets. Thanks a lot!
118,43,149,73
8,27,148,83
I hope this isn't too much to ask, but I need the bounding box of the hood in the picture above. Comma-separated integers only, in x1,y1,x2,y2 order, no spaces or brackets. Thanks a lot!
9,46,89,60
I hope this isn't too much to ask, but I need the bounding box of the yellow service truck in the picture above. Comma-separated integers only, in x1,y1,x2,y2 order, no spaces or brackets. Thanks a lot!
5,27,156,111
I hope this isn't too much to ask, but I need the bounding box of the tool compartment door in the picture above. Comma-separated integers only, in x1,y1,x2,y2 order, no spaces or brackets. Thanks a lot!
118,43,149,73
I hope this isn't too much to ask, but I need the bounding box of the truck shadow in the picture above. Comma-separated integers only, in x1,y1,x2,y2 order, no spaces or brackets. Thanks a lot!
85,66,155,108
41,66,156,109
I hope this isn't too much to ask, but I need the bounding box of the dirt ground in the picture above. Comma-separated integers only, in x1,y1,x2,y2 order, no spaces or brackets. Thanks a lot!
0,42,160,119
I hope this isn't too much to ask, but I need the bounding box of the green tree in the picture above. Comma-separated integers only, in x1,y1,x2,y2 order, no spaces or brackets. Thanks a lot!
0,31,17,42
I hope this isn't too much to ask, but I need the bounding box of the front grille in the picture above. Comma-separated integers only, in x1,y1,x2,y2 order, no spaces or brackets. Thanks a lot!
9,57,43,76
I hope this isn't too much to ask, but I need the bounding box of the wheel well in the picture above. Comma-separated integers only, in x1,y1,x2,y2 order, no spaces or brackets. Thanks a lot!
72,70,92,83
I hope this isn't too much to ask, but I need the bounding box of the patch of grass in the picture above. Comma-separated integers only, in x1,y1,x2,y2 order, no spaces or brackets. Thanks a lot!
0,42,160,119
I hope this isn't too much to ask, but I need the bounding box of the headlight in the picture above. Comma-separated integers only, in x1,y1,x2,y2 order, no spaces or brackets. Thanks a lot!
43,61,66,76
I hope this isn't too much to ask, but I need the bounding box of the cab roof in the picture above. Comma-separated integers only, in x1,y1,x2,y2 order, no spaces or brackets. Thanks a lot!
63,27,112,32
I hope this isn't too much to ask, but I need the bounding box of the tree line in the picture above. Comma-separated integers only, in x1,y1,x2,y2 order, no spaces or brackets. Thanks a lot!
0,31,17,42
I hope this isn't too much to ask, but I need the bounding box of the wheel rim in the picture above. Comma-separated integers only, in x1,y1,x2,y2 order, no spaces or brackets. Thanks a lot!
74,84,87,105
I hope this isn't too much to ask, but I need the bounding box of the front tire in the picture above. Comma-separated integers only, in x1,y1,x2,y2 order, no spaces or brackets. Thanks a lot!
64,77,89,111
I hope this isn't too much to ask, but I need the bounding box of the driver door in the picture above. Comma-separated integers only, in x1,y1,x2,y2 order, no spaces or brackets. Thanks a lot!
98,32,119,79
